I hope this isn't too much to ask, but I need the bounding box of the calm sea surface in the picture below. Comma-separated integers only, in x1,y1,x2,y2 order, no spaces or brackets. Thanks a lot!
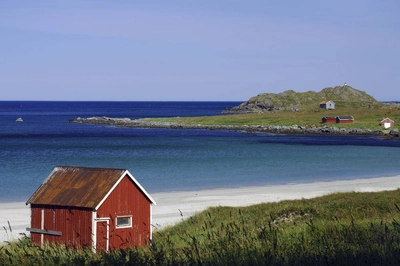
1,101,400,203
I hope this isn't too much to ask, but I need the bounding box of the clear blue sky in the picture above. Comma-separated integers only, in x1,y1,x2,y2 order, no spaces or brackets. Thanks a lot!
1,1,399,101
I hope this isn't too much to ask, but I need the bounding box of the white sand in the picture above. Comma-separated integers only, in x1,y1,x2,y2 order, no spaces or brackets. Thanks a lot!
0,202,30,243
1,175,400,243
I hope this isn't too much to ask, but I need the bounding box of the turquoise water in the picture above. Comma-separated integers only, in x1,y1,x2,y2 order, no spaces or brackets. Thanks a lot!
1,101,400,202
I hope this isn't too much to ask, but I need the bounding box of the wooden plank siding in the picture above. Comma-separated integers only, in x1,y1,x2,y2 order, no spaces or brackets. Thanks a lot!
96,175,151,250
30,205,92,248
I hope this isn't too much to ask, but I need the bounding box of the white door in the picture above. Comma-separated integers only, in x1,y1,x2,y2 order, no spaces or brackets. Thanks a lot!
95,219,109,252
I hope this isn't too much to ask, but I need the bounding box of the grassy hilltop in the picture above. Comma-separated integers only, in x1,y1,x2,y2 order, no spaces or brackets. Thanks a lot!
226,85,382,113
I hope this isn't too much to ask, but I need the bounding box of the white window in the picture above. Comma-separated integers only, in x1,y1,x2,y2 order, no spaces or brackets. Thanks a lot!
116,216,132,228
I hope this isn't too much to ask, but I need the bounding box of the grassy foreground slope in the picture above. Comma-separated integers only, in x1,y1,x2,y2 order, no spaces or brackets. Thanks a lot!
2,189,400,265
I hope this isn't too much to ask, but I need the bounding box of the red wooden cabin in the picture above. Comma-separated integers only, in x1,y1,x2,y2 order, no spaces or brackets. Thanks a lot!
321,116,336,123
380,117,394,129
336,116,354,123
26,166,156,252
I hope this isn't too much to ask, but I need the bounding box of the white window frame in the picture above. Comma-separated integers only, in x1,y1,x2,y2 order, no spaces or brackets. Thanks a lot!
116,215,132,228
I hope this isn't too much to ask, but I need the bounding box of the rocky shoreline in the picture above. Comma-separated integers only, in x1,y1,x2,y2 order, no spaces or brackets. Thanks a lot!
68,116,400,139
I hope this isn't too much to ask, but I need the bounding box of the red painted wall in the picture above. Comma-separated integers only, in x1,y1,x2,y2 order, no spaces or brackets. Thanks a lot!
322,118,336,123
96,175,152,250
30,205,92,248
30,174,151,251
380,119,394,127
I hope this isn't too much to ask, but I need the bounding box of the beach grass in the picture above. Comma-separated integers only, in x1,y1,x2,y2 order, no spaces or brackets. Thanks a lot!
141,107,400,130
2,189,400,265
153,189,400,264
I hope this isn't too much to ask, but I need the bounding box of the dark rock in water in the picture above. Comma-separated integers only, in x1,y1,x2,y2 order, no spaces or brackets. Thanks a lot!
15,118,23,122
389,129,400,138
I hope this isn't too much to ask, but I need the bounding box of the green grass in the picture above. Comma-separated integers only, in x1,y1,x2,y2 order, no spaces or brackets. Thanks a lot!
2,189,400,265
140,107,400,131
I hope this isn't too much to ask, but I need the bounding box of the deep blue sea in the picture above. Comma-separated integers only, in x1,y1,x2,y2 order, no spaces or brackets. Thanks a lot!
1,101,400,203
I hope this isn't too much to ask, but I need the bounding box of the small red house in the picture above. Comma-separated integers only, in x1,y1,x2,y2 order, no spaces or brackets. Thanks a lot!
321,116,336,123
336,116,354,123
26,166,156,252
380,117,394,129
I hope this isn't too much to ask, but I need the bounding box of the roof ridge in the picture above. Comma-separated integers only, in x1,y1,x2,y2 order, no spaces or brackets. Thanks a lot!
56,165,127,171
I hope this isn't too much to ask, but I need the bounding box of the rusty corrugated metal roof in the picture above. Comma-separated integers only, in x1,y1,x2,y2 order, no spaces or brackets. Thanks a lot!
26,166,155,208
320,100,334,104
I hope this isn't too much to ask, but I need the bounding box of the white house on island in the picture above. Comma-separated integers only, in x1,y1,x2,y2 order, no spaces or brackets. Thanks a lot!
319,100,335,110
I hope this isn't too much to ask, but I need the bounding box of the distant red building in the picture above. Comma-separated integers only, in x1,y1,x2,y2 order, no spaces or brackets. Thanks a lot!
26,166,156,252
321,116,336,123
380,117,394,129
336,116,354,123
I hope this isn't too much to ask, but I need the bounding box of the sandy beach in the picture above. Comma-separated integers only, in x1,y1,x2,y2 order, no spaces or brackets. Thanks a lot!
1,175,400,243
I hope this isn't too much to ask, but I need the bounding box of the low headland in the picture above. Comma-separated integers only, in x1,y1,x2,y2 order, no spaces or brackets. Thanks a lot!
68,86,400,139
69,115,400,139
